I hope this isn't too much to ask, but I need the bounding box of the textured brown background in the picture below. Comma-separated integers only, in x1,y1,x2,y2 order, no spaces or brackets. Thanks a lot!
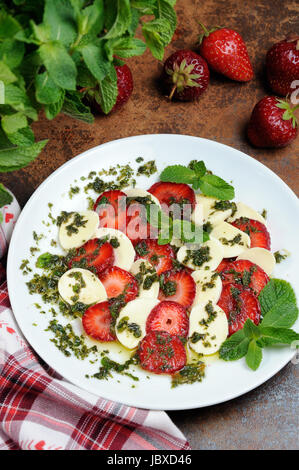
2,0,299,450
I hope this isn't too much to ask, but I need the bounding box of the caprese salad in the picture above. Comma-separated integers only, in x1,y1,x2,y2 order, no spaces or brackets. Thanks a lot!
25,159,298,386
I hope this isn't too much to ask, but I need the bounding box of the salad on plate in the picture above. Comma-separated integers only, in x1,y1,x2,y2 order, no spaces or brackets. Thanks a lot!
22,158,299,388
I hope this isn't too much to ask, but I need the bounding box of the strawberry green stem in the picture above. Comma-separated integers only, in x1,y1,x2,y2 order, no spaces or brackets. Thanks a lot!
168,84,177,101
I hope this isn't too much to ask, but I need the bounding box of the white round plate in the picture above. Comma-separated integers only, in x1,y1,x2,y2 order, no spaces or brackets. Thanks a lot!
7,135,299,410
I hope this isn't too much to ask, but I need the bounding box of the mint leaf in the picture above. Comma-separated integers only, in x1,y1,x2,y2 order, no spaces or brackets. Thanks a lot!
188,160,206,178
160,165,196,184
35,72,63,105
0,39,25,69
245,340,263,371
45,90,66,120
243,318,261,339
0,140,48,172
104,0,132,39
43,0,77,47
77,0,104,37
259,279,298,328
7,126,35,146
155,0,177,40
105,37,146,60
0,61,17,84
219,330,250,361
142,18,172,60
62,91,94,123
257,327,299,347
197,174,235,200
39,42,77,90
2,112,27,134
0,183,13,207
0,10,22,39
80,42,111,82
96,65,118,114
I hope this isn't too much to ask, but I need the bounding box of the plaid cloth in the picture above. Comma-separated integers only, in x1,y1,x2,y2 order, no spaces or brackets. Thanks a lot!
0,280,190,451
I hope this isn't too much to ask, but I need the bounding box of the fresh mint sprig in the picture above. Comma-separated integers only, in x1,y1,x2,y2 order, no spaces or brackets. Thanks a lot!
219,279,299,370
0,0,177,172
160,161,235,200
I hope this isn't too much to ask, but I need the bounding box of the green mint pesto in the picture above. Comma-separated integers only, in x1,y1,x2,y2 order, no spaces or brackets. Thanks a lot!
184,245,211,267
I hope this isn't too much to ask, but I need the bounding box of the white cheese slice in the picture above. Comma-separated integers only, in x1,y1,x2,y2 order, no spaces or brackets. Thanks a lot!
191,270,222,306
177,238,224,272
189,302,228,355
59,210,99,250
130,259,159,299
211,221,250,257
191,194,233,227
58,268,107,306
227,202,266,224
95,227,135,271
237,247,275,276
116,298,159,349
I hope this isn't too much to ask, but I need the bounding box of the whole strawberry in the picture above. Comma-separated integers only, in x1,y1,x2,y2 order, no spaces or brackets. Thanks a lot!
266,34,299,96
198,23,253,82
162,50,209,101
247,96,298,148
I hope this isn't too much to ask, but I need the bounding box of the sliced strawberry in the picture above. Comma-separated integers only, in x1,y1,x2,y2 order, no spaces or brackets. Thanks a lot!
218,283,261,336
99,266,138,302
82,301,116,341
138,330,186,374
148,182,196,213
134,239,175,275
126,201,158,243
216,258,236,273
146,300,189,337
218,259,269,296
231,218,271,249
68,239,114,275
94,190,127,231
158,270,196,308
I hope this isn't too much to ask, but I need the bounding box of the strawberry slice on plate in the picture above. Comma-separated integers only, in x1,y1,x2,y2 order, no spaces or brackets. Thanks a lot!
230,218,271,249
126,201,157,243
216,258,236,273
218,259,269,296
158,270,196,308
68,239,114,275
82,301,116,341
138,330,187,374
146,300,189,337
218,283,261,336
148,182,196,213
99,266,138,302
94,190,127,231
134,239,175,275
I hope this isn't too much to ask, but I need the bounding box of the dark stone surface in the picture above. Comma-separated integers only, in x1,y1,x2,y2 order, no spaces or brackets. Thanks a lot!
1,0,298,450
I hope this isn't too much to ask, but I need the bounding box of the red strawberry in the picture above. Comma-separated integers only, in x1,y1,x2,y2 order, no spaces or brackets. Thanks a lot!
231,218,271,249
198,24,253,81
162,50,209,101
90,64,133,114
126,200,158,243
146,300,189,337
138,330,186,374
218,259,269,296
216,258,236,273
158,270,196,308
134,239,175,275
148,182,196,213
82,301,116,341
99,266,138,302
68,239,114,275
266,34,299,96
247,96,298,148
94,190,127,231
218,283,261,336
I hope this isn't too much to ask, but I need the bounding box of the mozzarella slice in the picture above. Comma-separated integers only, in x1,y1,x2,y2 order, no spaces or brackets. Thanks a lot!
227,202,266,224
211,221,250,258
58,268,107,306
191,270,222,306
170,238,184,248
177,238,223,272
130,259,159,299
189,302,228,355
237,247,276,276
59,210,99,250
116,298,159,349
192,194,233,227
124,188,161,208
95,227,135,271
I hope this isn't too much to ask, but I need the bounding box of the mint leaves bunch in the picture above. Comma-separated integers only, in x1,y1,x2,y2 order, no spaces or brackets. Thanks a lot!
220,279,299,370
160,160,235,200
0,0,177,172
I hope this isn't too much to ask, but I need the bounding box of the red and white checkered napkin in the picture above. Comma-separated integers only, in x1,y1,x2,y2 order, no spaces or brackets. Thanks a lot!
0,280,190,451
